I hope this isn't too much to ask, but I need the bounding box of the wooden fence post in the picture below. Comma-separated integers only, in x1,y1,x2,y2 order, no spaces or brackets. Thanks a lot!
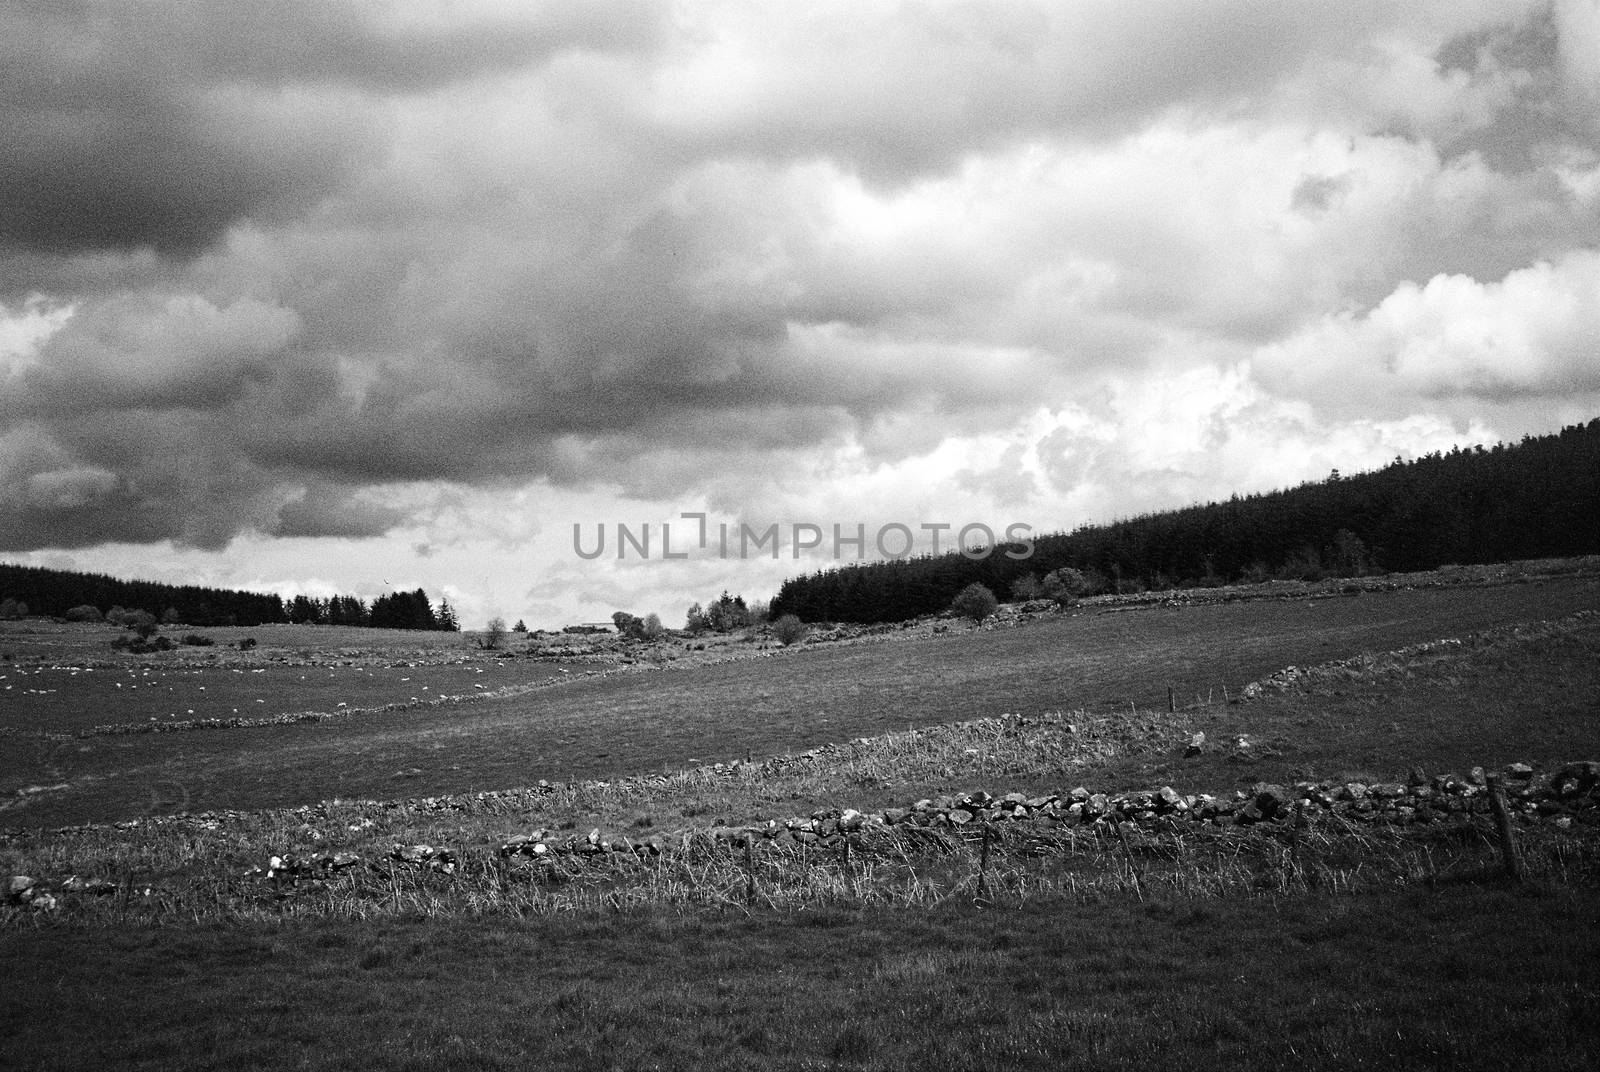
1485,774,1524,882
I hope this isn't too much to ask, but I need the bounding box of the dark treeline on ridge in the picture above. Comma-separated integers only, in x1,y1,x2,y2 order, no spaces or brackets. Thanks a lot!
769,418,1600,624
0,563,458,631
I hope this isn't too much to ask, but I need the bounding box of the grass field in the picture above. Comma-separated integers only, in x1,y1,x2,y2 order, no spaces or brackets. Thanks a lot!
3,568,1598,1069
4,884,1598,1069
0,658,576,736
3,575,1595,829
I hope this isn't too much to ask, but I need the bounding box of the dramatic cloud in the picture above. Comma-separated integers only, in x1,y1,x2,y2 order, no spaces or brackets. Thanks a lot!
1,1,1596,626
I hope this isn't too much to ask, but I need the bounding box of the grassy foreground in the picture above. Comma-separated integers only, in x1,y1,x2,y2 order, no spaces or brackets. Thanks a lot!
4,885,1597,1070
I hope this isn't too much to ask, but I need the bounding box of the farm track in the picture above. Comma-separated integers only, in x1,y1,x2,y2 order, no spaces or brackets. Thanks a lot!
2,578,1597,828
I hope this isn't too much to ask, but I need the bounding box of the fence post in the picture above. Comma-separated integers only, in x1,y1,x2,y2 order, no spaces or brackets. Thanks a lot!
1485,774,1524,882
1167,685,1176,713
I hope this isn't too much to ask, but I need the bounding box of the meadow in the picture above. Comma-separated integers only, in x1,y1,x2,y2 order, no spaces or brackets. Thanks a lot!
4,574,1597,830
2,566,1599,1069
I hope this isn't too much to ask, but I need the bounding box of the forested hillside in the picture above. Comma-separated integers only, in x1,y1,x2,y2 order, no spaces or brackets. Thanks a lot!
0,564,288,626
770,418,1600,624
0,564,457,631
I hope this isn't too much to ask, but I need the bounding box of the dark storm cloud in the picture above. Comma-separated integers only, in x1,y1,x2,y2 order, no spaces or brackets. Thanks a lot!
0,0,659,257
273,485,407,540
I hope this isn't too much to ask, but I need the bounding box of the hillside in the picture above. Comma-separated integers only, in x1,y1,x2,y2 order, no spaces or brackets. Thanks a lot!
771,418,1600,623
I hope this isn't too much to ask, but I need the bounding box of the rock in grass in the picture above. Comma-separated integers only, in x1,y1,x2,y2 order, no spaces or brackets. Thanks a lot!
392,844,433,864
8,875,37,902
1506,762,1535,780
1555,761,1600,797
1234,801,1267,825
1184,732,1205,757
1251,784,1291,818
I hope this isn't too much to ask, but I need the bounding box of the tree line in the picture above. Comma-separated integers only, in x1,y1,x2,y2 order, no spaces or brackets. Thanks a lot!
769,418,1600,624
0,563,458,631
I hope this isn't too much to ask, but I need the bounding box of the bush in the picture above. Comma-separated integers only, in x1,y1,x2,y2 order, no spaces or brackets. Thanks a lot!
181,634,215,647
118,610,160,639
237,637,257,651
640,613,664,641
1041,568,1090,605
63,604,104,623
950,583,998,622
0,598,28,620
479,617,507,650
703,592,751,633
772,614,808,646
1008,573,1044,602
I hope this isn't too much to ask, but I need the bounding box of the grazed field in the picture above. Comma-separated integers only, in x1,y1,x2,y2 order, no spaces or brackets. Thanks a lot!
3,577,1595,829
4,573,1599,1071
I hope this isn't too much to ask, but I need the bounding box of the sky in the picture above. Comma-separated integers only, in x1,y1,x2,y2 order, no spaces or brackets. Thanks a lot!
3,0,1599,630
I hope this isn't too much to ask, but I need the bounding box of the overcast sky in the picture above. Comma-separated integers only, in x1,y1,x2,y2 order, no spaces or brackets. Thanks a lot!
3,1,1599,629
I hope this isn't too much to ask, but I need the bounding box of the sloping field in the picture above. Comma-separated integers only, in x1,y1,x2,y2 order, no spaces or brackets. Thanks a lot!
3,577,1596,829
0,658,571,735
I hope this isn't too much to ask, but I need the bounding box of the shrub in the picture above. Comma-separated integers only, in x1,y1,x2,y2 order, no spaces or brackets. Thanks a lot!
1008,573,1044,602
703,592,751,633
237,637,257,651
181,634,215,647
684,603,709,634
772,614,808,646
640,613,664,641
161,607,183,625
479,617,508,650
512,619,529,633
0,598,28,620
1041,568,1089,605
950,583,998,622
119,610,160,639
63,604,103,623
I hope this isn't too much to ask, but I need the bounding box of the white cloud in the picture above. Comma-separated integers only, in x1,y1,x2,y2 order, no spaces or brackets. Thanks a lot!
1256,250,1600,421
